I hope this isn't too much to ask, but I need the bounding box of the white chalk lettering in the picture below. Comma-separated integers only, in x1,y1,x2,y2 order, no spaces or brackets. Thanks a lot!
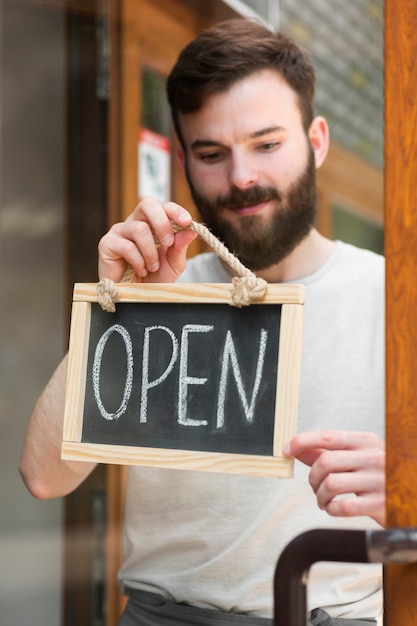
217,328,268,428
140,325,179,423
92,324,133,421
178,324,214,426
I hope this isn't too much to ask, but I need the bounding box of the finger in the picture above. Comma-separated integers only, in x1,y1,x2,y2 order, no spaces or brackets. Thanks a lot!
165,230,198,276
285,430,383,458
164,201,194,228
325,492,386,524
98,221,158,281
314,462,385,506
126,219,164,274
97,226,141,282
309,448,385,494
131,199,193,247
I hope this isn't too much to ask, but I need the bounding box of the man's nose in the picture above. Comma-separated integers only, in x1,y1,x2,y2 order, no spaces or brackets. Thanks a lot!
228,153,259,189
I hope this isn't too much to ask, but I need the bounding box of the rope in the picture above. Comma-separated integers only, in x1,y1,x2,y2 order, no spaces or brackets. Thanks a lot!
97,220,267,312
97,278,119,313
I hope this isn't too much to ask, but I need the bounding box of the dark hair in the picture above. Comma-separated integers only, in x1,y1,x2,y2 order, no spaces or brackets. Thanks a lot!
166,18,316,146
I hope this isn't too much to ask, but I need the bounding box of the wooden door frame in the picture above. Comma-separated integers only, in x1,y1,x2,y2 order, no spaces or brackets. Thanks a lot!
384,0,417,623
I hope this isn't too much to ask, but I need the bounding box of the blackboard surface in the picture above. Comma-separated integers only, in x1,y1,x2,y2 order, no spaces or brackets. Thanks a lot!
82,302,281,456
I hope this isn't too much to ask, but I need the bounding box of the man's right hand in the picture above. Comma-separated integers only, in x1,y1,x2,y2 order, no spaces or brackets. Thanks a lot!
98,198,197,283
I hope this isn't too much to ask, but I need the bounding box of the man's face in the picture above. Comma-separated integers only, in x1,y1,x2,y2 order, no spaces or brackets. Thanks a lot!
178,70,318,271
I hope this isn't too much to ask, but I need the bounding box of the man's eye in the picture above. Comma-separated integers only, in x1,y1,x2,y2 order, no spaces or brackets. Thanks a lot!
199,151,224,162
259,141,280,151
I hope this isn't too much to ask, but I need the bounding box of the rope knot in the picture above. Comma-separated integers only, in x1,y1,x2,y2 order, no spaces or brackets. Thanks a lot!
97,278,119,313
229,275,268,307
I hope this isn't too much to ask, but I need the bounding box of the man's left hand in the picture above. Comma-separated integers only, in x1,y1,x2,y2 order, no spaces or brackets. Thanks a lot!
284,430,385,526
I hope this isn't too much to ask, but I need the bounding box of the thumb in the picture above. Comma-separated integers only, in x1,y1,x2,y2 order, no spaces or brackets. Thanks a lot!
166,230,198,276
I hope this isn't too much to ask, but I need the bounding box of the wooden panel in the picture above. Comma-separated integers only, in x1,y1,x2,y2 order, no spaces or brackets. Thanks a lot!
274,304,304,456
317,142,383,222
73,281,305,304
64,442,295,477
385,0,417,623
118,0,141,217
105,463,127,623
316,142,383,240
63,302,91,442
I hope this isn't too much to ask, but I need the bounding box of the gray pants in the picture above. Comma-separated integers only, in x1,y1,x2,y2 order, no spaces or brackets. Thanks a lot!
119,590,377,626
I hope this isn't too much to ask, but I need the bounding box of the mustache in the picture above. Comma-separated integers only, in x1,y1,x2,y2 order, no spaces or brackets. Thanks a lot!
213,185,282,210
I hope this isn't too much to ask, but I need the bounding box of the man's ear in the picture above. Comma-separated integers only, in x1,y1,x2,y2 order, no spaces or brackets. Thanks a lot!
176,144,186,174
308,116,329,169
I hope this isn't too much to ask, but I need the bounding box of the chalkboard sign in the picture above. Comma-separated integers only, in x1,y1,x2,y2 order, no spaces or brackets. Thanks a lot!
62,282,304,477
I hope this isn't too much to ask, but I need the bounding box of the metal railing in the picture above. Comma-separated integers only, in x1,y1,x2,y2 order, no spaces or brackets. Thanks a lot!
273,527,417,626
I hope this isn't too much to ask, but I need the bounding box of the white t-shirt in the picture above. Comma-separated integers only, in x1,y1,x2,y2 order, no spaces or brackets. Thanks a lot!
118,241,385,620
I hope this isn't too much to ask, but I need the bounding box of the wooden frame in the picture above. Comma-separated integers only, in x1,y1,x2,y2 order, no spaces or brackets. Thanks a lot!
384,0,417,622
62,282,304,478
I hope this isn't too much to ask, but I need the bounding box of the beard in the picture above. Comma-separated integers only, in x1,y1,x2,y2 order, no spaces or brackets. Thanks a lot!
186,147,317,271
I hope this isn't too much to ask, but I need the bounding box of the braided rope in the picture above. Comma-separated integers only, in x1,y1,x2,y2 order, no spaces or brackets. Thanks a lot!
97,221,267,311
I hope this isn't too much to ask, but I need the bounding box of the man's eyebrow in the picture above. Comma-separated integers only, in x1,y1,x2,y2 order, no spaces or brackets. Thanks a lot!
190,126,285,150
249,125,285,138
190,139,222,151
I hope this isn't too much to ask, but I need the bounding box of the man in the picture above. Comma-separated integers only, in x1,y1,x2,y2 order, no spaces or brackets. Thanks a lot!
20,19,385,626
